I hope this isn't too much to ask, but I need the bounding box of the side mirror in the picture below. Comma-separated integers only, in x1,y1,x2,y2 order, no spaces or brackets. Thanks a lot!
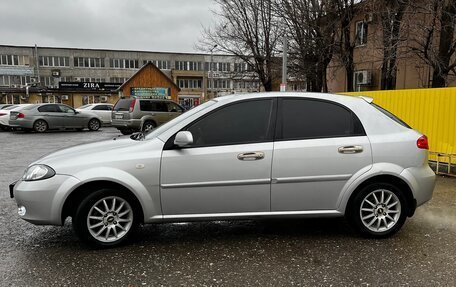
74,110,79,114
174,131,193,147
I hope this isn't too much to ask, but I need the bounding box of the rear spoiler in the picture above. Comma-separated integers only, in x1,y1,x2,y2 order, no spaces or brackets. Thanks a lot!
359,96,373,103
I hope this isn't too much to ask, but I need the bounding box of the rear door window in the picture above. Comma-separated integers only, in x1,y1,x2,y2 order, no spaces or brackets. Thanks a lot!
140,100,168,112
277,98,365,140
93,105,110,111
38,104,60,113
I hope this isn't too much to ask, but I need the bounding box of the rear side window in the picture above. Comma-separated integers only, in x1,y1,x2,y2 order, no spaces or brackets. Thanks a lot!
139,100,167,112
278,99,365,140
113,99,132,112
38,104,60,113
93,105,111,111
371,103,411,129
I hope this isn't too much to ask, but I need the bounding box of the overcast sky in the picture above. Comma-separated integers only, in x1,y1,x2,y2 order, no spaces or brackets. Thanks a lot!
0,0,218,53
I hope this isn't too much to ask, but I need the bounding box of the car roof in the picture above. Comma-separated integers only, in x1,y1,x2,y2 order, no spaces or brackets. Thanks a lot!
213,92,369,106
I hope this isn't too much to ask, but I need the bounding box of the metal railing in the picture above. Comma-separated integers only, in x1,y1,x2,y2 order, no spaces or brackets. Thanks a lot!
429,152,456,177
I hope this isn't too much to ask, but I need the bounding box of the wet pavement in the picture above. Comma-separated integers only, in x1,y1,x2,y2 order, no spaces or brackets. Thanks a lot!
1,128,455,286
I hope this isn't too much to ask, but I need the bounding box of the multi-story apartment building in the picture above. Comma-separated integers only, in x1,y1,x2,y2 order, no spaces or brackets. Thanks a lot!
327,0,456,93
0,45,262,107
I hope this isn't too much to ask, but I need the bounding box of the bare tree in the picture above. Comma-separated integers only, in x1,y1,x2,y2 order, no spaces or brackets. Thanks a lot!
198,0,282,91
333,0,357,92
276,0,337,92
374,0,410,90
409,0,456,87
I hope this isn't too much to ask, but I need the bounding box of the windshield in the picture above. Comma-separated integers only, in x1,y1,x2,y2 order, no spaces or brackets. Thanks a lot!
78,104,92,109
145,100,217,140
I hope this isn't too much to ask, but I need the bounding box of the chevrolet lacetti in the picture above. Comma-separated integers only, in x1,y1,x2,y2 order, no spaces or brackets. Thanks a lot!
10,93,435,247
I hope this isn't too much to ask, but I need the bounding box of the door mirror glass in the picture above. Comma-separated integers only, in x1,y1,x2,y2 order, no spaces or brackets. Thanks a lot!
174,131,193,147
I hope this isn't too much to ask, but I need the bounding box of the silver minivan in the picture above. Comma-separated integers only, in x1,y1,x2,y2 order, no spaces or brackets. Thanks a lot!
10,93,435,247
111,97,184,134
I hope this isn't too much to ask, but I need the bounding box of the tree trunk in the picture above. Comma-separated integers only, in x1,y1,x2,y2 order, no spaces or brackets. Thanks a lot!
431,0,456,87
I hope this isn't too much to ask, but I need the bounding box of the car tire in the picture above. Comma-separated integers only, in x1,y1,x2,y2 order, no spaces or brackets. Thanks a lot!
88,118,101,131
33,119,48,133
73,188,139,248
142,121,156,132
347,182,408,238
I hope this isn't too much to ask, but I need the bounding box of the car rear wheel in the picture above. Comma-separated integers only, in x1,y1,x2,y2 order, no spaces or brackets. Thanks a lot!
347,183,408,238
33,119,48,133
73,189,139,248
88,118,101,131
142,121,156,132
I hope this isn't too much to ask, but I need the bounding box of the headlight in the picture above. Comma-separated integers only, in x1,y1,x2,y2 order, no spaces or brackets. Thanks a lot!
22,165,56,181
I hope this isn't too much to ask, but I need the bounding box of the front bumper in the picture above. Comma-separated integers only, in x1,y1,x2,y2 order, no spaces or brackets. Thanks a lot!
12,174,80,225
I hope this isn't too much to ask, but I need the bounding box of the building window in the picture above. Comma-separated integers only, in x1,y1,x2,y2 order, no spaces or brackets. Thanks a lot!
109,58,138,69
39,56,70,67
75,77,105,82
142,60,170,69
209,79,231,89
234,80,260,90
74,57,105,68
175,61,203,71
356,21,368,46
178,78,202,89
0,54,21,66
110,77,129,83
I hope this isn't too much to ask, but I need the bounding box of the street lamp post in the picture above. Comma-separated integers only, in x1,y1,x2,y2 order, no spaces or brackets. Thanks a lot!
209,44,217,98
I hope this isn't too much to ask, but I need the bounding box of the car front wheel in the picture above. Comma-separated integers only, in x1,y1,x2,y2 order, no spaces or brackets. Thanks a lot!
88,118,101,131
73,189,138,247
347,183,408,238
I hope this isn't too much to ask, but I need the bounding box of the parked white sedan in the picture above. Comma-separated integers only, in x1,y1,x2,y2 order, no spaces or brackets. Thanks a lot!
76,103,113,125
0,104,32,130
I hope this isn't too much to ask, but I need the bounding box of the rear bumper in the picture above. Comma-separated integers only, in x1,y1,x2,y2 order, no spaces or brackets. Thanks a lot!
9,118,34,129
400,164,436,207
112,119,141,130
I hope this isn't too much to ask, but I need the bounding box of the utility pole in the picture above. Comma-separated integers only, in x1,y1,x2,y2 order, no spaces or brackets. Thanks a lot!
281,37,288,92
209,44,217,98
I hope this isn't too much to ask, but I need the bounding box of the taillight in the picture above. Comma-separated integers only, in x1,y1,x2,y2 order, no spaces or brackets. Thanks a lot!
129,98,136,113
417,135,429,150
17,113,25,119
0,113,6,116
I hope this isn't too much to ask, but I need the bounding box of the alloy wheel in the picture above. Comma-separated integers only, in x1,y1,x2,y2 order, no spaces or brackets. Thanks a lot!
86,196,133,243
89,119,100,131
359,189,401,233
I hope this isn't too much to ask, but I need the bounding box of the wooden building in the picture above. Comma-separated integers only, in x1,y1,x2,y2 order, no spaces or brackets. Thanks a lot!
117,61,180,101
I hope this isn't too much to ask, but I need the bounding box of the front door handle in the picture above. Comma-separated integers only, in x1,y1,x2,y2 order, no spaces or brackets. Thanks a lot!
237,152,265,161
338,145,363,154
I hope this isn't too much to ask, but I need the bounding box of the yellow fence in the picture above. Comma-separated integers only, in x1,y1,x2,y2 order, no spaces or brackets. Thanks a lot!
341,87,456,163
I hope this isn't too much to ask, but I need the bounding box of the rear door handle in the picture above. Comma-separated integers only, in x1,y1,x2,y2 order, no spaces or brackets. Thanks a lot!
338,145,363,154
237,152,265,161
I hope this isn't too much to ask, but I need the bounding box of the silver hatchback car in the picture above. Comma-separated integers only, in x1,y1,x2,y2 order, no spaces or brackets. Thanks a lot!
10,93,435,247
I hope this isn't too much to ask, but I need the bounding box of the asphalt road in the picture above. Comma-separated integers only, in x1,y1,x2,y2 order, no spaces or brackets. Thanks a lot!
1,128,455,286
